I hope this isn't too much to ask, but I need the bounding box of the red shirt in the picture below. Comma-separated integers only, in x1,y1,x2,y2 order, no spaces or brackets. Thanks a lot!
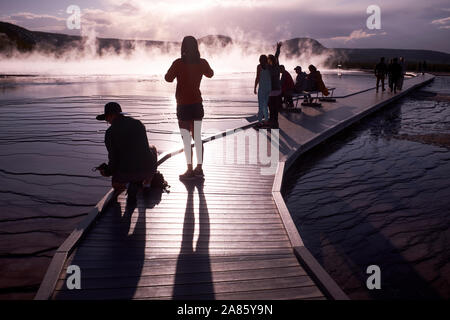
165,58,214,105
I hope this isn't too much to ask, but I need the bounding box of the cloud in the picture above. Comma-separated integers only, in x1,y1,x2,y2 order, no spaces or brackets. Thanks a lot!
1,11,69,33
431,16,450,29
1,0,450,52
327,29,387,43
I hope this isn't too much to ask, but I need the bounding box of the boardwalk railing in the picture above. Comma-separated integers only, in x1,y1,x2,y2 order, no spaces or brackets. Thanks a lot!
272,161,348,300
271,73,435,300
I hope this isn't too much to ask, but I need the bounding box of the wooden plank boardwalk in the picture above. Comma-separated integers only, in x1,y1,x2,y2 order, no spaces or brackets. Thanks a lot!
36,73,434,300
51,134,327,300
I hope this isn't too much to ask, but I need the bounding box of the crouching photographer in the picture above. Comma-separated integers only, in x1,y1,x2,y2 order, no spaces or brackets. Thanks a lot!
95,102,158,203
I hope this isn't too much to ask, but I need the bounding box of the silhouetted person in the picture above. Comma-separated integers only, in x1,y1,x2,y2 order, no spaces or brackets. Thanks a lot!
305,65,329,95
374,57,387,92
397,57,406,90
387,59,394,91
422,60,427,75
294,65,307,93
165,36,214,180
254,54,271,126
390,58,402,94
280,65,294,108
267,42,282,128
96,102,157,203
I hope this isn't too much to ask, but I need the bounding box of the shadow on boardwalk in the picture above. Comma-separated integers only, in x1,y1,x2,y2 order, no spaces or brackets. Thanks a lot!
63,189,162,299
172,179,214,299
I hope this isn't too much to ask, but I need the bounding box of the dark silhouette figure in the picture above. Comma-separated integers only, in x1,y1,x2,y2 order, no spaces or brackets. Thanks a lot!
374,57,387,92
422,60,427,75
294,65,307,93
254,54,271,125
95,102,157,202
267,42,282,129
389,58,402,94
280,65,295,109
165,36,214,181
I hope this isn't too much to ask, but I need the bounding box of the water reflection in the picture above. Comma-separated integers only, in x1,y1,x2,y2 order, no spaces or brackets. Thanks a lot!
283,79,450,299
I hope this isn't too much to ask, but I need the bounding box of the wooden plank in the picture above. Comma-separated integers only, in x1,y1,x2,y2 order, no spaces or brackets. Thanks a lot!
69,247,294,258
151,285,324,300
91,222,286,230
77,240,292,249
83,233,290,242
80,228,288,237
56,207,99,253
34,252,67,300
55,275,317,300
97,217,282,225
60,257,301,278
56,266,308,290
65,253,295,268
110,206,279,212
272,191,304,247
294,246,349,300
272,161,285,192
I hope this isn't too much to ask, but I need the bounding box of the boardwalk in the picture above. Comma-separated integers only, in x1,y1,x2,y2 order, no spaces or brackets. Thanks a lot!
36,73,434,300
51,134,327,300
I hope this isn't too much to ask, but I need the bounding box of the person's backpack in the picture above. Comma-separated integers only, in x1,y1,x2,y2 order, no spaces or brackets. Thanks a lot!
147,145,170,193
151,170,170,193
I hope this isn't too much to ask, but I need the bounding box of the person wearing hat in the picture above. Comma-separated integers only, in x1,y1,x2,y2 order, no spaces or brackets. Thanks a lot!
96,102,157,202
294,66,307,93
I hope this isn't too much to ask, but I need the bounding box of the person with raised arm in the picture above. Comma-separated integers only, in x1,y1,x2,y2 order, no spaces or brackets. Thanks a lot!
254,55,271,127
265,42,282,129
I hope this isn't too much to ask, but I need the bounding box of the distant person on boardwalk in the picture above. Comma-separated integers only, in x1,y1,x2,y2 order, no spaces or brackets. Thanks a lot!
279,65,295,108
165,36,214,181
254,54,271,127
96,102,157,203
397,57,406,90
418,61,423,74
293,66,307,93
422,60,427,75
266,42,282,129
305,65,329,96
389,58,402,94
374,57,387,92
387,58,394,91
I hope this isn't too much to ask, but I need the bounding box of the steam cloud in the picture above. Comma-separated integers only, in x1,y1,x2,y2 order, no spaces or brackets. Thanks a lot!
0,27,338,76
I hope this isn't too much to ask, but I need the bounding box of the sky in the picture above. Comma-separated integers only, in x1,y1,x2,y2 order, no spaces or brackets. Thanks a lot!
1,0,450,53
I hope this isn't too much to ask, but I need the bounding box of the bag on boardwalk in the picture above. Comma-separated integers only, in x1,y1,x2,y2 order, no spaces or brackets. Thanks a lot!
151,170,170,193
148,145,170,193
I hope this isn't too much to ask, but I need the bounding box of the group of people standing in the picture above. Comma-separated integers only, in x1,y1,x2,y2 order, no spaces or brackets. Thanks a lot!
253,42,283,129
254,43,330,127
374,57,407,93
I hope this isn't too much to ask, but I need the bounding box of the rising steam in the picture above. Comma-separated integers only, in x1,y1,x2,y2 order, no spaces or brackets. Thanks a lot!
0,27,338,76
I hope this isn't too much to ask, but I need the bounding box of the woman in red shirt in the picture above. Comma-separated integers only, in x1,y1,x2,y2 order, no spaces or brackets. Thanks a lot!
165,36,214,180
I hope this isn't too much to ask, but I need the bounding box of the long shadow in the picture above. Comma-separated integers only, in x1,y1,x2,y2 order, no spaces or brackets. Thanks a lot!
62,189,162,299
172,179,214,299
